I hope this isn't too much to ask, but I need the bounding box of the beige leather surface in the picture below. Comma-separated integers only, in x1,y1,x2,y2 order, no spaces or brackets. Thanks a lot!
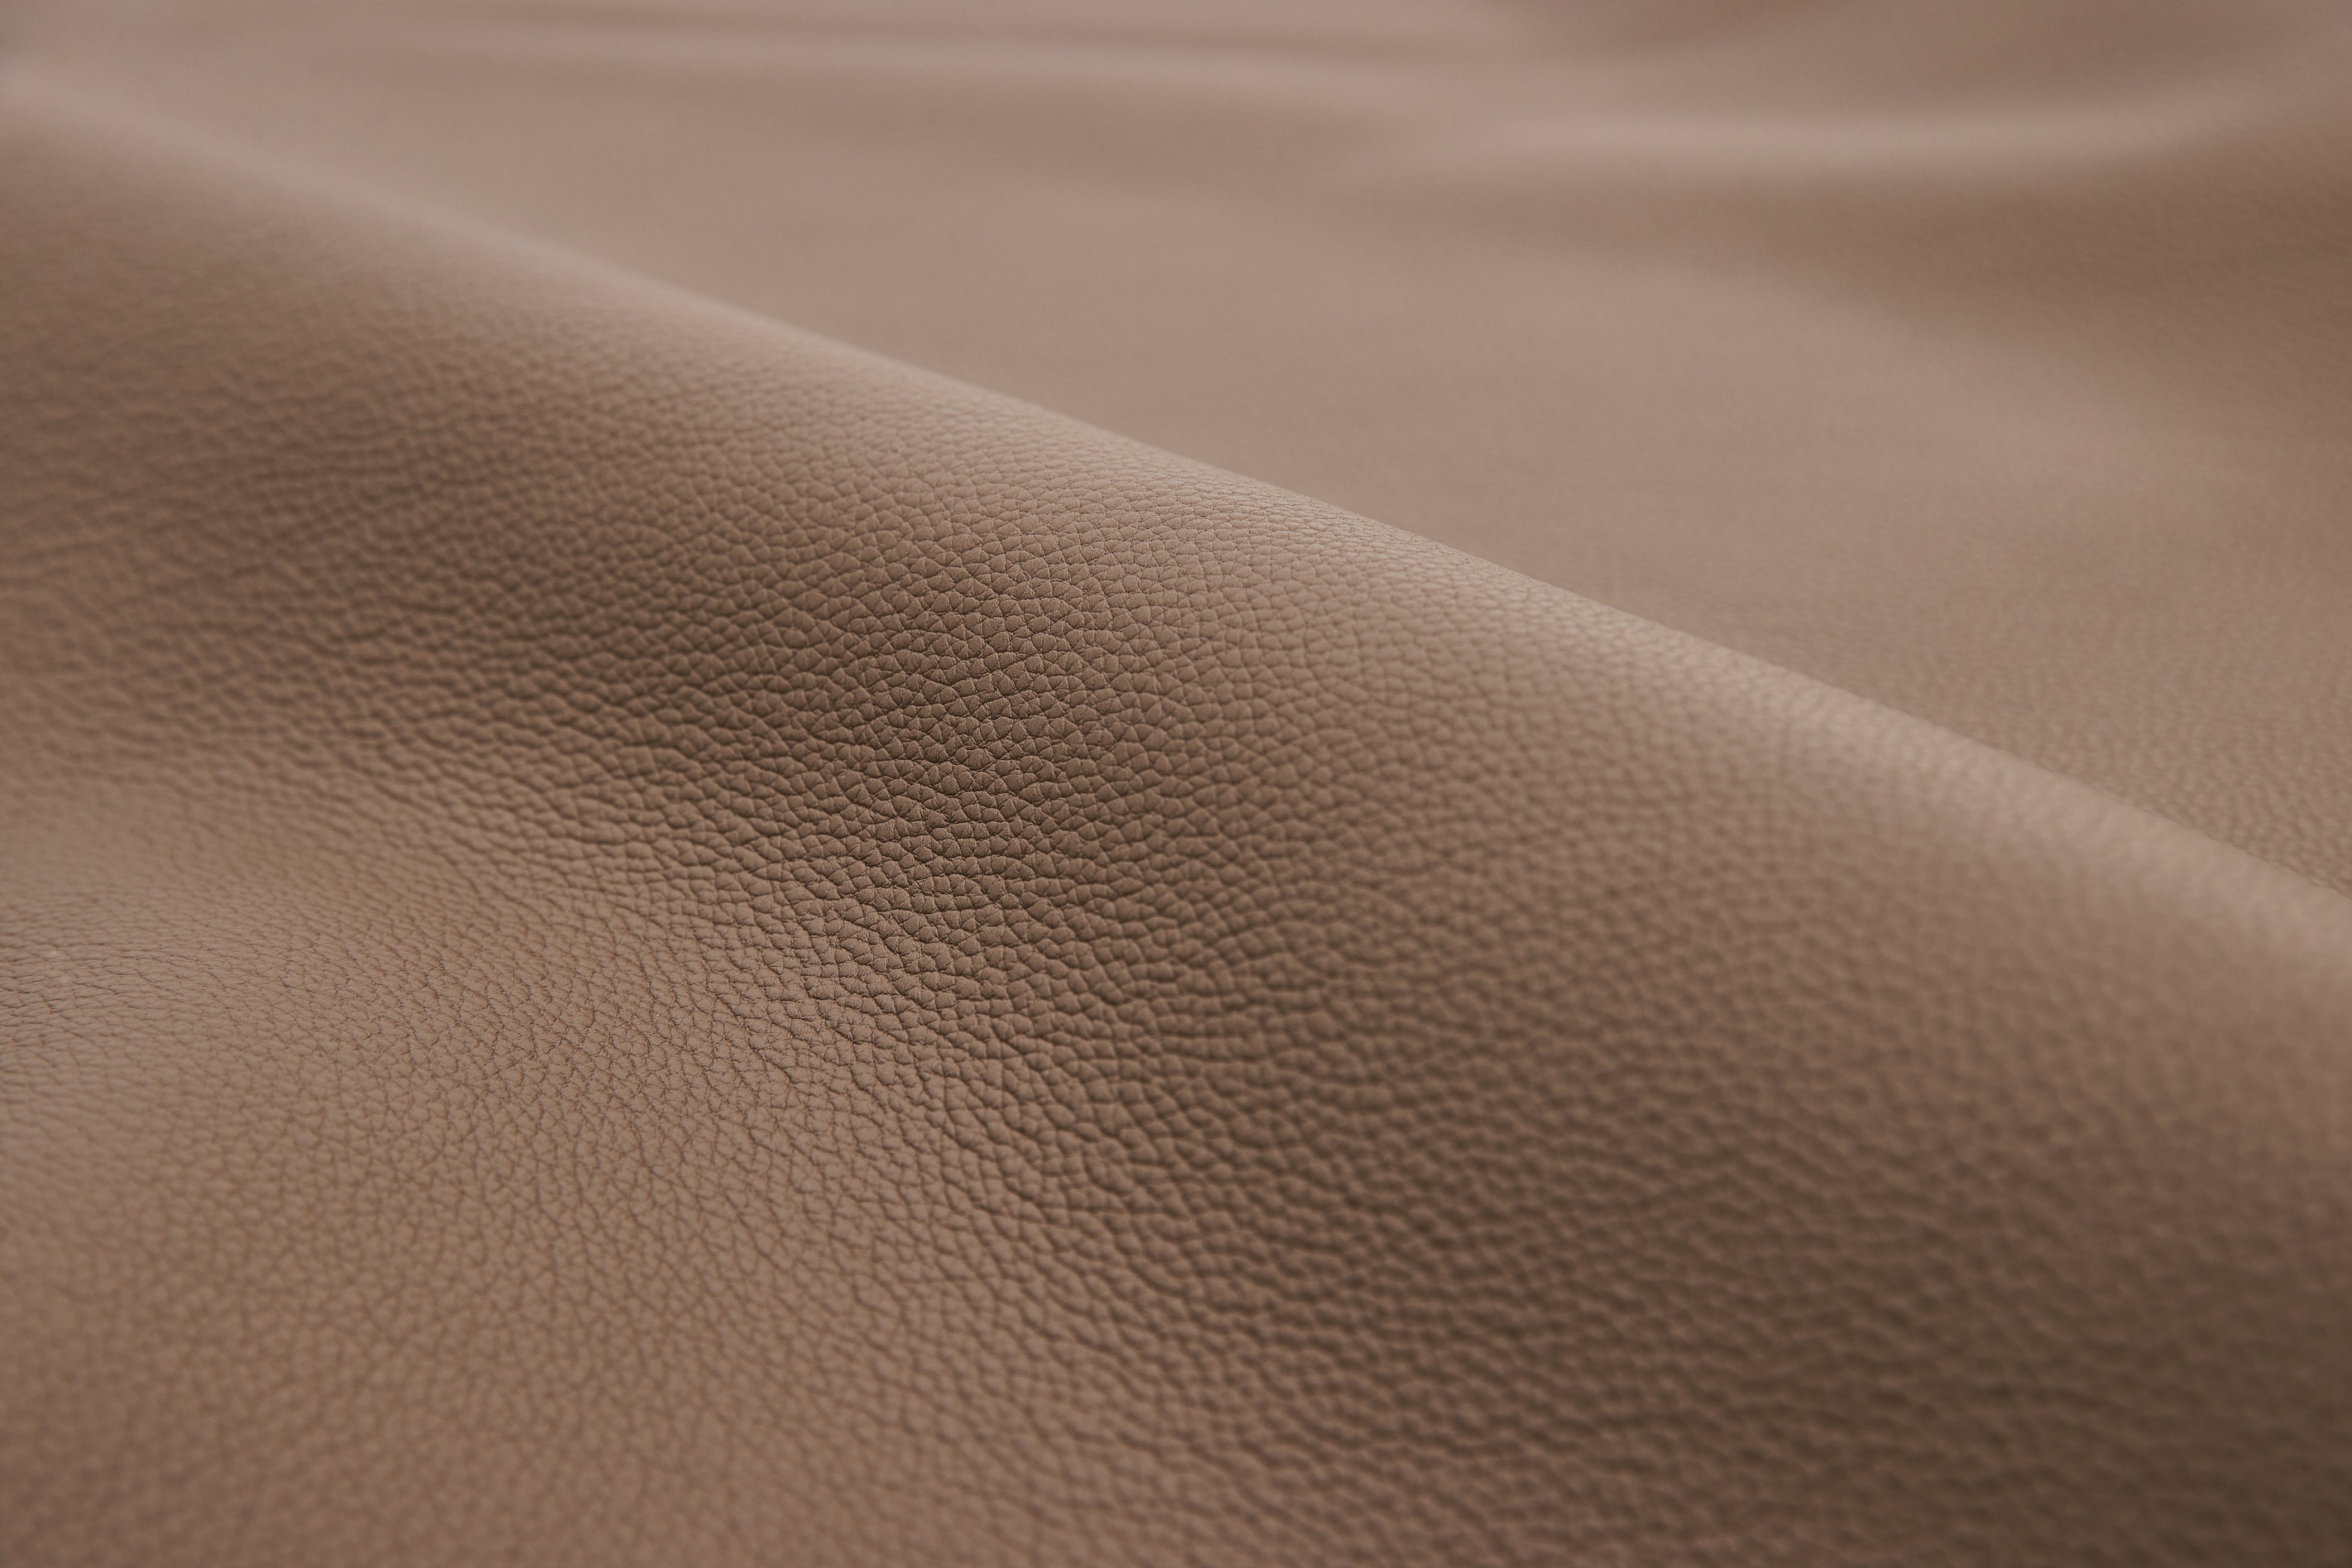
4,4,2350,1564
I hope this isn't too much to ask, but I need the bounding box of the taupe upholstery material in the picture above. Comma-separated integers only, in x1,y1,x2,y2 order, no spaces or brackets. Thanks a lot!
5,5,2350,1564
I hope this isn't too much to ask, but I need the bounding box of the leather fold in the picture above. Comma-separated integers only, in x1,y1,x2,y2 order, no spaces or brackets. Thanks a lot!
5,81,2349,1567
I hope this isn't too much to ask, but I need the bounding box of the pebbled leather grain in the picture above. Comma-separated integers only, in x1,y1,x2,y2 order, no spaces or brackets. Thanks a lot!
4,76,2351,1568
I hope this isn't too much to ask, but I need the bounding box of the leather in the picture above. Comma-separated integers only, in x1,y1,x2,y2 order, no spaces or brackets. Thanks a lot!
5,7,2352,1566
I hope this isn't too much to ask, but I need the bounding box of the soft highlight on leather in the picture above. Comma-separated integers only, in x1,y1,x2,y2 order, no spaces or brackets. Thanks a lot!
4,6,2351,1566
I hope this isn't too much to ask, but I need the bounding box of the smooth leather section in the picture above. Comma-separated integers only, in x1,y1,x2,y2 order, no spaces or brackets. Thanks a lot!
5,87,2351,1565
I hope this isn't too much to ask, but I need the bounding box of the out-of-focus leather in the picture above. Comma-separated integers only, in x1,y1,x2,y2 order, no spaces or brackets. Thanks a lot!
4,81,2349,1565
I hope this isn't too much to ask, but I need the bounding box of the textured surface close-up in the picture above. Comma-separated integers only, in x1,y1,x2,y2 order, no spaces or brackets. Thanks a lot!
4,3,2350,1565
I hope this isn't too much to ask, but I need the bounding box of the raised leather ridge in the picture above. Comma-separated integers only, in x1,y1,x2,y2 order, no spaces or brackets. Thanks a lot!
23,0,2352,894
